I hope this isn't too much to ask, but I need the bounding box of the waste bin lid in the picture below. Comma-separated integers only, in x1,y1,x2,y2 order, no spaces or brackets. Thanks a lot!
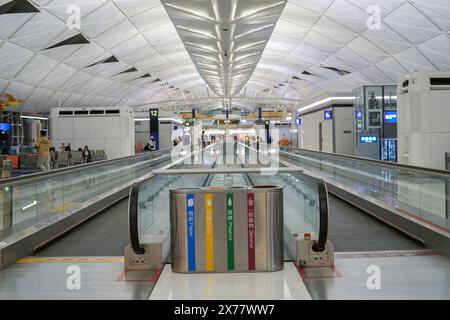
249,185,283,192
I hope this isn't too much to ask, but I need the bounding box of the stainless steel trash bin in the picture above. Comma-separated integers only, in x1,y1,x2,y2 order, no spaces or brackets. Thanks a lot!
170,186,283,273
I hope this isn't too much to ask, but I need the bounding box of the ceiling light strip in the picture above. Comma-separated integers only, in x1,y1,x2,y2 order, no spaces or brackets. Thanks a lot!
297,97,355,113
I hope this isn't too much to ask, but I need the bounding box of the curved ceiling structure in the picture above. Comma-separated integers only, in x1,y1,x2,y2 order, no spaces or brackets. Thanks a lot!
0,0,450,112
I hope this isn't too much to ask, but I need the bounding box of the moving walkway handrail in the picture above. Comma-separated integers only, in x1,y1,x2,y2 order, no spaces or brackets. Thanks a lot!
280,146,450,178
0,148,172,187
237,142,330,251
128,144,217,254
315,180,329,252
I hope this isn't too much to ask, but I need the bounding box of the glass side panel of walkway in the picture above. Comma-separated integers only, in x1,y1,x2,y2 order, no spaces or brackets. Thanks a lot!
280,146,450,232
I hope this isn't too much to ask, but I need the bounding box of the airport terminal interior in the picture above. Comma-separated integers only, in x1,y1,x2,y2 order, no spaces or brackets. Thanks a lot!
0,0,450,300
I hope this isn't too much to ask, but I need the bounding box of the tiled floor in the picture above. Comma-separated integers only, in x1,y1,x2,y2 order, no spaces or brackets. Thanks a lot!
0,257,158,300
149,262,311,300
1,252,449,300
301,250,450,300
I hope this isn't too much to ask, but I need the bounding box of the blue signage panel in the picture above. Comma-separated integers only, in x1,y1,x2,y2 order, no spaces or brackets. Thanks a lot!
0,123,11,132
295,118,302,126
360,136,378,143
384,111,397,123
149,109,160,150
186,194,196,272
356,109,363,121
324,110,332,120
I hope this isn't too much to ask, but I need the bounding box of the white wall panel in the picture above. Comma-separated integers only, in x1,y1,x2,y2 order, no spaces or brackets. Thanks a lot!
50,108,134,159
89,117,105,139
74,117,89,139
58,118,74,140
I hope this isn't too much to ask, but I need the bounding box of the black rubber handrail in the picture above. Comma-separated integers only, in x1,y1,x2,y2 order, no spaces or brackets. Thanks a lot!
129,145,216,254
129,144,331,255
129,179,146,254
280,146,450,178
312,179,329,252
239,142,329,250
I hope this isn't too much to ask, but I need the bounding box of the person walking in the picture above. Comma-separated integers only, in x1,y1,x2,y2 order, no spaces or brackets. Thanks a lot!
36,130,52,171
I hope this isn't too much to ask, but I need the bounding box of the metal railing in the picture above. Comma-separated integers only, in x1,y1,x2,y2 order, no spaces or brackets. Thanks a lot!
280,146,450,178
0,149,172,188
278,145,450,257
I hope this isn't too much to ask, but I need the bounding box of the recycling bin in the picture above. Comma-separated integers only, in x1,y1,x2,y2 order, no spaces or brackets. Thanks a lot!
170,186,283,273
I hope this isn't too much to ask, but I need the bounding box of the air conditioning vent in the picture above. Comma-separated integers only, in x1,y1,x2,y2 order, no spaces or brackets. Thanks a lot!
74,110,89,115
430,78,450,86
90,110,104,115
105,110,120,115
59,111,73,115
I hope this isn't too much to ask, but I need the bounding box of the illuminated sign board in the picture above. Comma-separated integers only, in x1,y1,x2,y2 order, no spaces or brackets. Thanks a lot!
384,111,398,123
149,109,159,150
356,110,363,121
360,136,378,143
324,110,332,120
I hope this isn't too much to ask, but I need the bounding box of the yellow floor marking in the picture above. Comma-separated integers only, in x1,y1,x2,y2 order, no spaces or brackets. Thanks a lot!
17,256,124,264
50,203,75,213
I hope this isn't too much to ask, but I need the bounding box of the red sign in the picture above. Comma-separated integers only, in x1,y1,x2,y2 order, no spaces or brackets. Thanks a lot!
247,193,255,270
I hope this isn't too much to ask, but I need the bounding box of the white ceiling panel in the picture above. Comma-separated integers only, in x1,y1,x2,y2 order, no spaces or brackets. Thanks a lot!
325,0,368,33
383,2,441,44
5,81,36,106
376,57,408,82
79,1,125,38
410,0,450,31
347,36,390,63
418,34,450,70
21,86,54,109
0,41,34,80
1,0,450,110
395,47,437,73
363,23,412,55
94,20,139,49
40,63,78,89
15,54,59,85
9,10,66,51
44,0,108,20
0,13,34,40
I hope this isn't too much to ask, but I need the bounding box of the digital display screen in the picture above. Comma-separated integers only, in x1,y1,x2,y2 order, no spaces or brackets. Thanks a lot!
324,110,332,120
0,123,11,132
360,136,378,143
384,111,397,123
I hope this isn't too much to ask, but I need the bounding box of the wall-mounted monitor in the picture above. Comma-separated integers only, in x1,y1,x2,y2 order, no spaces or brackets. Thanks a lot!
384,111,398,123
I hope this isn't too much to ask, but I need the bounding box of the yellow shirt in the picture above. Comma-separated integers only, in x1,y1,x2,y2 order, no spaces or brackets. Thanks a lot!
36,137,51,157
280,138,289,146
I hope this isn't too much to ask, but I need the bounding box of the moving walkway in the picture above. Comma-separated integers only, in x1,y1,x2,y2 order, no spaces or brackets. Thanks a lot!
0,149,173,268
0,141,447,300
278,146,450,256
